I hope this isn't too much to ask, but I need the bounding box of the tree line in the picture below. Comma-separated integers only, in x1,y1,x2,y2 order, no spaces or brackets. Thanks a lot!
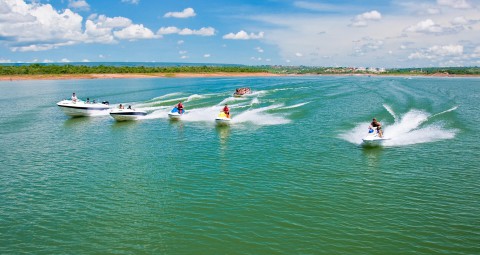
0,64,479,75
0,64,269,75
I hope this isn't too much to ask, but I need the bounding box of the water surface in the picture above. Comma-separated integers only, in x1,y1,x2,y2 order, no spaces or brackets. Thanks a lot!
1,76,479,254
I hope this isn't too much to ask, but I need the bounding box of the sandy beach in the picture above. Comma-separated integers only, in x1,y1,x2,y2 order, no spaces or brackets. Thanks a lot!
0,72,284,81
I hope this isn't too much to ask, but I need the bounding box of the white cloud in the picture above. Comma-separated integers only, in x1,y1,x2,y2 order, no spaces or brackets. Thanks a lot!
437,0,471,9
223,30,264,40
470,46,480,57
81,59,90,62
113,24,158,40
60,58,71,63
91,15,132,28
405,19,444,33
408,44,464,59
0,1,85,51
451,16,469,25
177,40,184,45
427,8,441,14
164,8,196,18
295,52,303,57
293,1,340,11
204,54,211,58
179,27,215,36
180,55,188,59
350,10,381,27
68,0,90,11
157,26,180,34
179,50,187,55
157,27,215,36
0,59,12,63
353,37,384,55
11,42,76,52
0,0,159,52
255,47,264,53
121,0,140,4
84,15,141,42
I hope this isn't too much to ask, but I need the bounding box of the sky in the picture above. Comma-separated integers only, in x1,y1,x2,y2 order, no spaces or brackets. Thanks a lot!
0,0,479,67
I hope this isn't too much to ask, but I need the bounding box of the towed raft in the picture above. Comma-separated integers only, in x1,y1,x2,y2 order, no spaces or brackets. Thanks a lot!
57,99,110,117
110,107,147,121
233,87,251,97
362,127,390,146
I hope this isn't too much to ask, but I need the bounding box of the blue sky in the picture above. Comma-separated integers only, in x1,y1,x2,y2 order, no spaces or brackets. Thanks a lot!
0,0,479,67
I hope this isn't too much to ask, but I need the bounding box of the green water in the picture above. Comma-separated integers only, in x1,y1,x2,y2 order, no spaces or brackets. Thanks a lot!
1,76,479,254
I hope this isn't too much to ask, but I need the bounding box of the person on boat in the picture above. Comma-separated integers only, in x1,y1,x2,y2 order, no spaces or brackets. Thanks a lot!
177,101,184,114
71,92,78,103
369,118,383,138
223,104,230,118
127,105,132,109
86,98,90,103
119,104,124,109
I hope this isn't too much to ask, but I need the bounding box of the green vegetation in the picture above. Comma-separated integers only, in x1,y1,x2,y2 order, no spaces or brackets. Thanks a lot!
0,64,269,75
0,64,479,76
385,67,480,75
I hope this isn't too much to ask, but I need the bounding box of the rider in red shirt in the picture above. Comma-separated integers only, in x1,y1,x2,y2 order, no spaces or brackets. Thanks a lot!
177,101,184,114
223,104,230,118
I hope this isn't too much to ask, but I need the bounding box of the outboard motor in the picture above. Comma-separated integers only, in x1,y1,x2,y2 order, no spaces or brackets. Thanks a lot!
102,101,109,105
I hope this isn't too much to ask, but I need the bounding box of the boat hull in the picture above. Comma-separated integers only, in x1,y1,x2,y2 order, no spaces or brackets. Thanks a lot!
168,112,182,120
110,109,147,121
57,100,110,117
215,117,231,125
362,135,390,146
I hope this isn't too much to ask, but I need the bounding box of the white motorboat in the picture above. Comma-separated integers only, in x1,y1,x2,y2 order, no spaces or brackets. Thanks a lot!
167,107,184,120
215,112,231,125
57,100,110,117
362,127,390,146
110,108,147,121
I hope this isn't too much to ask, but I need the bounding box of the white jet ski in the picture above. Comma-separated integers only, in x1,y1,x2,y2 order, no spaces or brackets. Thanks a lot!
362,127,390,146
109,107,147,121
57,99,110,117
168,107,184,120
215,112,231,125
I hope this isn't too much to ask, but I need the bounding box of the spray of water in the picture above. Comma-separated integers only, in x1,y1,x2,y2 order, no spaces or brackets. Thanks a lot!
339,106,458,147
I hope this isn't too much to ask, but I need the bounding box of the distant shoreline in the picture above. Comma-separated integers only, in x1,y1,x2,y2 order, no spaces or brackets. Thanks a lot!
0,72,283,81
1,72,479,81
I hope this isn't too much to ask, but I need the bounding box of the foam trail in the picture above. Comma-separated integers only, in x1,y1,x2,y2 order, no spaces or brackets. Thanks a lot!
280,102,310,110
186,94,205,102
181,106,221,123
430,106,458,119
383,104,397,122
149,92,182,101
232,104,291,125
217,96,246,106
142,108,170,120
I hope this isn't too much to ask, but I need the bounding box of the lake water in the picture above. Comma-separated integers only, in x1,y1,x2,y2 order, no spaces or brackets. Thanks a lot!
1,76,479,254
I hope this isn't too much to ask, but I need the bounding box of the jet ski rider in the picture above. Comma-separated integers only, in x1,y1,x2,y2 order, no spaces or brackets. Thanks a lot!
369,118,383,138
177,101,184,114
223,104,230,118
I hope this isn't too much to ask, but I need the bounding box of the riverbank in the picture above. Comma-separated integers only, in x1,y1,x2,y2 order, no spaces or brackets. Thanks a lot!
1,72,479,81
0,72,285,81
